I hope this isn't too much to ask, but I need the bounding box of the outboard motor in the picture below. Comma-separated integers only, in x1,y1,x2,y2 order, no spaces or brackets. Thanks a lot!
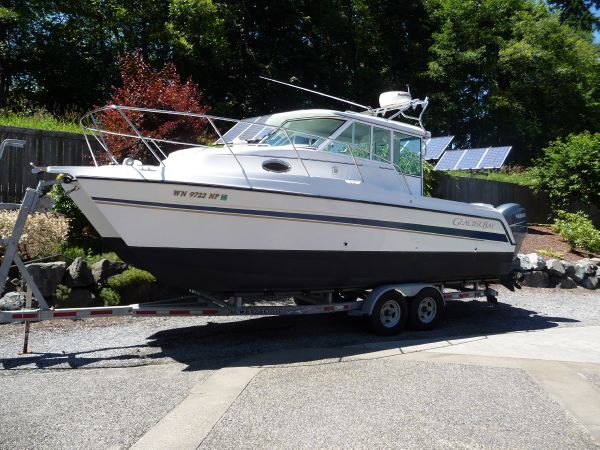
496,203,527,253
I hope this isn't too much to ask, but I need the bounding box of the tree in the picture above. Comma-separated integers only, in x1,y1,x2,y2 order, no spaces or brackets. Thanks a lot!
424,0,600,163
98,51,209,162
532,132,600,210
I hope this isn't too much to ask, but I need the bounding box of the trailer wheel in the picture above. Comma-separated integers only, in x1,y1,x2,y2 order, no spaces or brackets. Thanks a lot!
368,290,407,336
408,288,444,330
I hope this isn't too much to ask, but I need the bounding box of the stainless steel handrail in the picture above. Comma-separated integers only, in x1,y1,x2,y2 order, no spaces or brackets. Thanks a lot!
79,105,417,193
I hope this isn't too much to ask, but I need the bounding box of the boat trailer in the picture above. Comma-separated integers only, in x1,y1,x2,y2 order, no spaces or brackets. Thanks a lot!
0,138,498,350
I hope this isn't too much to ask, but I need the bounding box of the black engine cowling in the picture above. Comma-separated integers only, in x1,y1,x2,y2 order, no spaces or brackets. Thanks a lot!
496,203,527,252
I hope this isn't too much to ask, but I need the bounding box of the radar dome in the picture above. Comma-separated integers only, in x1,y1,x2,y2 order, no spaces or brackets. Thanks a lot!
379,91,412,109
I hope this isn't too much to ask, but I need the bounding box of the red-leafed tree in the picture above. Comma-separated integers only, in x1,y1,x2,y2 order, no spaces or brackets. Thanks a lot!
98,50,210,162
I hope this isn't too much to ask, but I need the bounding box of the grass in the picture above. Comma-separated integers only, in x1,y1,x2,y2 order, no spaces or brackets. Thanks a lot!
0,112,81,134
446,169,537,187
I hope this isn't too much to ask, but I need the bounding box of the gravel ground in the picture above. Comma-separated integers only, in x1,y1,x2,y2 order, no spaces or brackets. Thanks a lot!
200,359,597,450
1,287,599,372
0,287,598,449
0,363,210,450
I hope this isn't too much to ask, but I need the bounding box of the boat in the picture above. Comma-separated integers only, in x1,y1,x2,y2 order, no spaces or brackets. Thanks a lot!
42,84,526,294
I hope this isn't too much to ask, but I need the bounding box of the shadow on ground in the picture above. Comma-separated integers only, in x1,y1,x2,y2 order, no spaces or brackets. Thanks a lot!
0,298,579,371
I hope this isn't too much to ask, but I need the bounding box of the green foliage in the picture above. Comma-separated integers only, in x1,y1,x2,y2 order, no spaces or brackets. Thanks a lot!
49,182,99,246
536,248,565,259
54,284,72,302
424,0,599,163
107,267,157,305
532,132,600,210
552,210,600,253
107,267,157,290
0,112,81,133
61,246,122,265
1,1,598,165
99,287,121,306
422,161,441,196
447,168,537,186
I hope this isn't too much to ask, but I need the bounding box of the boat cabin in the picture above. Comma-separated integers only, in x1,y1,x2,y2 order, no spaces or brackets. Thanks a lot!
221,109,429,195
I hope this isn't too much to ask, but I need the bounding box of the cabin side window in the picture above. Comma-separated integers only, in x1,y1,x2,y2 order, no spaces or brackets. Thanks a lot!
263,118,345,147
372,127,391,163
327,122,371,159
393,132,421,177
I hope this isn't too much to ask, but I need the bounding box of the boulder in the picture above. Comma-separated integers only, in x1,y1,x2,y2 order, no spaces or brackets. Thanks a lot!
25,261,67,297
516,253,546,271
559,277,577,289
0,292,26,310
545,259,566,277
575,259,597,276
590,257,600,266
572,265,588,283
521,271,550,288
91,259,127,284
64,257,95,288
582,276,598,290
57,288,98,308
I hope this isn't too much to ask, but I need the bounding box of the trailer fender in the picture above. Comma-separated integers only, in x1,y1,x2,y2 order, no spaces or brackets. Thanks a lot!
360,283,443,317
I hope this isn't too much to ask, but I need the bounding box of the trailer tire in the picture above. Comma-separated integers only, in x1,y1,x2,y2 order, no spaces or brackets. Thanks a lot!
368,290,407,336
408,288,444,330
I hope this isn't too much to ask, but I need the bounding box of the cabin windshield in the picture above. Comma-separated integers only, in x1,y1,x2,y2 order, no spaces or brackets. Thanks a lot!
262,118,345,147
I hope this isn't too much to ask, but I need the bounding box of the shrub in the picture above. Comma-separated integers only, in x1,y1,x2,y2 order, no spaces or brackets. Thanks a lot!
423,160,441,197
55,284,72,303
61,246,122,265
552,210,600,253
49,182,98,246
0,211,69,260
98,50,210,163
107,267,157,304
99,288,121,306
532,132,600,210
107,267,156,289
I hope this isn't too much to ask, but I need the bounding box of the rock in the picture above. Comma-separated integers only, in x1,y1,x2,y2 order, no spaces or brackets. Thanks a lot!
0,292,26,310
583,276,598,290
561,260,575,275
516,253,546,271
91,259,127,284
590,257,600,266
521,271,551,288
25,261,67,297
572,265,588,283
64,257,95,287
545,259,566,277
559,277,577,289
575,259,597,276
57,288,98,308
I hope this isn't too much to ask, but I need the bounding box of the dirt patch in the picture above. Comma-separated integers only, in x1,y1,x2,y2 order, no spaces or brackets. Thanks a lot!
520,225,599,262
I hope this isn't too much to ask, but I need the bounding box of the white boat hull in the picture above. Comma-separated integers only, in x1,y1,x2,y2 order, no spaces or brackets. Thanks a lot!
68,176,517,292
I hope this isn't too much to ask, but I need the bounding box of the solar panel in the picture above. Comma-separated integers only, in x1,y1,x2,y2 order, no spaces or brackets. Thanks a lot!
424,136,454,160
216,115,273,144
434,149,465,170
479,146,512,169
454,147,487,170
434,146,512,170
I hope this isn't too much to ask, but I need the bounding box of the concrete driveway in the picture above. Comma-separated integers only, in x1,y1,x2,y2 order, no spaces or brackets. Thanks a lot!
1,287,599,449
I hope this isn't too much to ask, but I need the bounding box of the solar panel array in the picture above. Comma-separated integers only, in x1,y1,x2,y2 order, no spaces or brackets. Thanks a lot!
216,115,275,144
434,146,512,170
423,135,454,160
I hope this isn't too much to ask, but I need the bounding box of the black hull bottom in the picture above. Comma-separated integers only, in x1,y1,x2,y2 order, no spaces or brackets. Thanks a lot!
104,238,514,293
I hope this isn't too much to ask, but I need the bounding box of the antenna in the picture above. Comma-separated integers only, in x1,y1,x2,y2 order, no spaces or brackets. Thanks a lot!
259,76,371,110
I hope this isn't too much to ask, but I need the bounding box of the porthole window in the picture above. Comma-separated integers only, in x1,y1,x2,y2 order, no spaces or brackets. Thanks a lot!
262,159,291,173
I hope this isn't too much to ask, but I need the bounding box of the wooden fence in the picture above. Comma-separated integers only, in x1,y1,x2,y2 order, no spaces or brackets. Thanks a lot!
0,125,93,203
433,175,553,224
